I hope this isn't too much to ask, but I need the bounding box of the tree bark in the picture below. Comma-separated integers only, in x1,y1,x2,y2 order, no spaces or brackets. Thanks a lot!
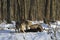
0,0,1,19
1,0,3,21
10,0,15,21
3,0,7,20
7,0,11,23
44,0,50,24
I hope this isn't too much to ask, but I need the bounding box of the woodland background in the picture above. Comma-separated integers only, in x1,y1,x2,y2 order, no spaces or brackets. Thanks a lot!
0,0,60,24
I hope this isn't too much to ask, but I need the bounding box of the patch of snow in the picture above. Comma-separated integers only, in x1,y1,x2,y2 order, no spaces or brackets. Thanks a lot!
28,20,44,25
50,21,60,28
41,23,49,29
56,32,60,40
39,21,44,23
50,24,57,28
0,32,52,40
5,24,15,28
0,21,16,29
11,21,16,26
56,21,60,25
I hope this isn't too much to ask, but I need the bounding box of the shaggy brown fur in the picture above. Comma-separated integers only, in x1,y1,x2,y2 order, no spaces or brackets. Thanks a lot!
20,20,32,32
20,21,43,32
20,22,26,32
27,21,32,26
29,24,43,32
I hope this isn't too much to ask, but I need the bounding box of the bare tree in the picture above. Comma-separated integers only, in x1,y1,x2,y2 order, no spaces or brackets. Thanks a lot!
6,0,11,23
14,0,18,21
0,0,1,19
50,0,56,21
1,0,3,21
44,0,50,24
57,0,60,20
37,0,45,21
10,0,15,21
3,0,7,20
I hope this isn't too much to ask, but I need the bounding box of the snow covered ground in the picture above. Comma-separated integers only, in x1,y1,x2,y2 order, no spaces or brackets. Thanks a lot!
0,20,60,40
0,31,59,40
0,32,52,40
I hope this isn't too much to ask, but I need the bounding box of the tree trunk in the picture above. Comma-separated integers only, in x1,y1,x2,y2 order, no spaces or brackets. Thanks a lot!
1,0,3,21
7,0,11,23
0,0,1,19
15,0,18,21
51,0,56,21
57,0,60,20
44,0,50,24
10,0,15,21
37,0,45,21
3,0,7,20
